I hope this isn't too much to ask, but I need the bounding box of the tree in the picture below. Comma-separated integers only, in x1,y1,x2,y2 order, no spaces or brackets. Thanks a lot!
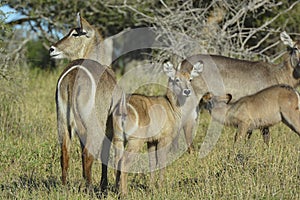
0,2,27,135
3,0,300,68
26,39,55,69
111,0,300,62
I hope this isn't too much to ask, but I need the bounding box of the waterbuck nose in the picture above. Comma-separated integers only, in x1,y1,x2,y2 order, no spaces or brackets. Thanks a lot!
183,89,191,96
49,46,55,53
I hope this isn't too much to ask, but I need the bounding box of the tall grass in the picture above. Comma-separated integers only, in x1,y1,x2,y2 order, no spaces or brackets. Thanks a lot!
0,67,299,199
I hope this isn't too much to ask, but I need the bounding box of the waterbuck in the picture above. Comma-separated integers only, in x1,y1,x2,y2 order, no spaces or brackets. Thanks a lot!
50,14,121,191
176,32,300,152
200,84,300,145
112,61,202,195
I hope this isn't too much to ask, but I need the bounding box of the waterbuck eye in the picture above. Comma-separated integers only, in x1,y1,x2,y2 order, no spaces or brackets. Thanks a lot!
72,28,87,37
189,78,193,82
72,33,79,37
71,29,80,37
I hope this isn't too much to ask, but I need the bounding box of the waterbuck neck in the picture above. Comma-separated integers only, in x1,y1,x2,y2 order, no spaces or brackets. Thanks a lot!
165,85,189,115
275,53,299,87
210,103,230,125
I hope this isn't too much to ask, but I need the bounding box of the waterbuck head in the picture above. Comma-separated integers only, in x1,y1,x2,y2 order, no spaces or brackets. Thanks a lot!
49,13,102,60
200,92,232,113
164,61,203,102
280,31,300,69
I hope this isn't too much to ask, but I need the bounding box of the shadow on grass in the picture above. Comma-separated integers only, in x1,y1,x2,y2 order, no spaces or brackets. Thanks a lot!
0,174,120,199
0,174,60,193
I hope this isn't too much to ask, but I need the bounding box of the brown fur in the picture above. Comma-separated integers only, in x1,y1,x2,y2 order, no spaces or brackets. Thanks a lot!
56,59,121,190
51,15,121,191
112,62,200,196
177,33,300,151
200,84,300,145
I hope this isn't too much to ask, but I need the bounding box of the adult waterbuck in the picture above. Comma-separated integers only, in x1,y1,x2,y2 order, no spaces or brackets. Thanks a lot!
50,14,121,191
112,61,202,196
176,32,300,152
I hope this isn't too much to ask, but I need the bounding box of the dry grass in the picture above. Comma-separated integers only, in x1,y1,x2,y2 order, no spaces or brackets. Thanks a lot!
0,67,299,199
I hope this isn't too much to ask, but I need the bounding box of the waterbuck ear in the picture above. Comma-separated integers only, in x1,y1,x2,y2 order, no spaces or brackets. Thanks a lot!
77,12,94,37
77,12,82,30
191,61,203,77
201,92,213,102
280,31,295,48
226,94,232,104
291,50,299,68
199,92,214,110
163,61,176,79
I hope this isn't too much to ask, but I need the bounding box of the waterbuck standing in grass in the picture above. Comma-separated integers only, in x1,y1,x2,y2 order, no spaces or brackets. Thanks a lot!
50,14,121,192
112,61,202,196
175,32,300,153
200,84,300,145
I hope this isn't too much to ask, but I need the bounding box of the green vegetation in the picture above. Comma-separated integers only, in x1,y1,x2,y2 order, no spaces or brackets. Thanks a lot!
0,67,299,199
26,40,54,69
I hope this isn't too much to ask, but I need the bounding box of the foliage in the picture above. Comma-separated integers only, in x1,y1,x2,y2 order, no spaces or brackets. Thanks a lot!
0,2,12,78
3,0,300,69
26,39,54,69
0,2,28,136
5,0,152,39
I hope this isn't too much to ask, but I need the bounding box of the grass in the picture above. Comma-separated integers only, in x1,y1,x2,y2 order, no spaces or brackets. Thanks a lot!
0,66,299,199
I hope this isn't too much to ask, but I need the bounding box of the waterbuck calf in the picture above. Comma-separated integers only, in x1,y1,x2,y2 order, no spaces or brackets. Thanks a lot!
112,62,202,195
176,32,300,152
50,14,120,191
200,84,300,145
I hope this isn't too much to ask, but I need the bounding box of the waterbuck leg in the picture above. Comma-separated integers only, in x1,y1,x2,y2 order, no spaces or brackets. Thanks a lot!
81,145,94,186
120,140,144,196
246,130,253,140
234,124,248,143
100,115,113,192
281,109,300,137
244,130,253,151
171,132,179,152
113,138,124,190
233,124,249,163
100,135,112,193
183,120,196,154
147,142,157,188
157,137,171,188
261,127,270,146
61,131,71,185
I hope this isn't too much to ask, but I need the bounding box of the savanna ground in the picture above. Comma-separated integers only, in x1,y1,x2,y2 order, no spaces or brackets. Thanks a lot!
0,66,299,199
